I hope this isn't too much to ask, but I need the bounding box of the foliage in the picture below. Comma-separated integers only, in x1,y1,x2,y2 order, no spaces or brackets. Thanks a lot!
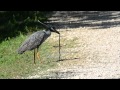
0,11,52,42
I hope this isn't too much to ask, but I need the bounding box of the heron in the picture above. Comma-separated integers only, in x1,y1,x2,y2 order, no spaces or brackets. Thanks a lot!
17,20,60,64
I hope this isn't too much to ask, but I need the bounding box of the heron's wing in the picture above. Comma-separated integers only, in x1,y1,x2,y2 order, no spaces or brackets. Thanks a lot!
27,31,46,50
18,31,45,54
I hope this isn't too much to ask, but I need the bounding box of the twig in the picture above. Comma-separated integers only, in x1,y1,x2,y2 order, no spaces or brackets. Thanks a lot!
59,34,61,61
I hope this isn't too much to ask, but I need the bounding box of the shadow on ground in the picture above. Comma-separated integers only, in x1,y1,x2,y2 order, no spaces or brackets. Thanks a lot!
1,11,120,43
47,11,120,29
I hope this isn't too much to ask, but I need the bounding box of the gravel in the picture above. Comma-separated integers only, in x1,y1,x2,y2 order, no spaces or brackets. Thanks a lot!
27,11,120,79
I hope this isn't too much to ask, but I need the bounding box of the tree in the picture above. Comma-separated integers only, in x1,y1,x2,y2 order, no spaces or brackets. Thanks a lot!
0,11,51,42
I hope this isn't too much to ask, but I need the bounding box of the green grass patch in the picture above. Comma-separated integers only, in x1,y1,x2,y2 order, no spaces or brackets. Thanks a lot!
0,33,58,79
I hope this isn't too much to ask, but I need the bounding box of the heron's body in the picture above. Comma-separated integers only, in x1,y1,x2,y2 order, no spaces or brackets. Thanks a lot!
18,30,51,54
17,21,60,64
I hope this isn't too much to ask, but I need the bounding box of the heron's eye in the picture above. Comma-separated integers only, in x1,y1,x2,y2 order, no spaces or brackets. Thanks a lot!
52,27,55,29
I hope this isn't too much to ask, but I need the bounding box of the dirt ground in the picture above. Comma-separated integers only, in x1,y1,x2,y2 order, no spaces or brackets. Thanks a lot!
48,27,120,79
27,11,120,79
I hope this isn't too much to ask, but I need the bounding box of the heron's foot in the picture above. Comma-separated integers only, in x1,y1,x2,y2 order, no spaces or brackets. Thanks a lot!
37,52,43,63
37,52,42,63
37,52,40,60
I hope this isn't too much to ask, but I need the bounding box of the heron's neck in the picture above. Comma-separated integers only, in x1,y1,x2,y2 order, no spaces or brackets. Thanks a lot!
43,30,51,35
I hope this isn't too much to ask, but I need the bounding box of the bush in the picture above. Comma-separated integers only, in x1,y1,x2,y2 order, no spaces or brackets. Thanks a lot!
0,11,52,42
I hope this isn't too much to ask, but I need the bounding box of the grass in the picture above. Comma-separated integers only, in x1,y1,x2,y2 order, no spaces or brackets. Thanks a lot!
0,29,79,79
0,33,58,79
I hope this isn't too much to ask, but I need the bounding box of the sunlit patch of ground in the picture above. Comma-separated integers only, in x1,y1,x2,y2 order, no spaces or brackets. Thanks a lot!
40,27,120,79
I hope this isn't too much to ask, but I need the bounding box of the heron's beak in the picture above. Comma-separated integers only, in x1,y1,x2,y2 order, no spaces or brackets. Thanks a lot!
54,30,60,34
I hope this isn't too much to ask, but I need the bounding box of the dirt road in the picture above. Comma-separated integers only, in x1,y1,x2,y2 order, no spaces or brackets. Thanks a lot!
27,27,120,79
27,11,120,79
48,27,120,79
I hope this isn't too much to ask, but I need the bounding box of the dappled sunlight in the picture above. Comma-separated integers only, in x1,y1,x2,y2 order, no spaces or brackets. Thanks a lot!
41,26,120,79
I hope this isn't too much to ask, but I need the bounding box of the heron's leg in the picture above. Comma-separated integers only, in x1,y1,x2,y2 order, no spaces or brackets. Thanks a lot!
34,49,36,64
36,47,42,63
36,47,40,60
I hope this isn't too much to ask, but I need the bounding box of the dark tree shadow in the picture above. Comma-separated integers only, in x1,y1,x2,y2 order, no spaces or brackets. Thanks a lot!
0,11,53,43
1,11,120,43
46,11,120,29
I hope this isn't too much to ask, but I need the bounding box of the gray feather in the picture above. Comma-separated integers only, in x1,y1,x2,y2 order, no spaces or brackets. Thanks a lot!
18,30,51,54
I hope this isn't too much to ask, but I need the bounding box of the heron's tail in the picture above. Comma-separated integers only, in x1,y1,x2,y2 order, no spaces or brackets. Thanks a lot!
17,47,25,54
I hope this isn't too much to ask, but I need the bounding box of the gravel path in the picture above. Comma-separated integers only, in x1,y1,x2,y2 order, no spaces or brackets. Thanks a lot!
27,11,120,79
44,27,120,79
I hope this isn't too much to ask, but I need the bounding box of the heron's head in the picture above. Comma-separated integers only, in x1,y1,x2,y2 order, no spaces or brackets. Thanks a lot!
49,27,60,34
38,20,60,34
